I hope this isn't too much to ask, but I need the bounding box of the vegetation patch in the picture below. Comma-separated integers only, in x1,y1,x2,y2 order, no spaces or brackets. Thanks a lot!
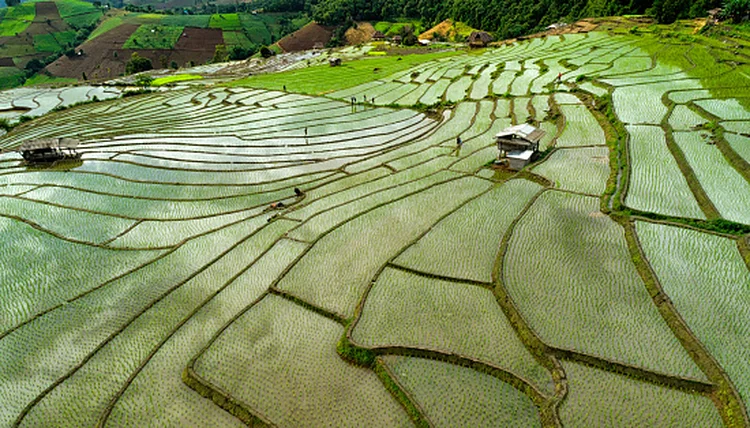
33,30,76,53
0,2,35,36
209,13,242,31
86,16,123,41
228,50,459,95
123,24,183,49
151,74,203,85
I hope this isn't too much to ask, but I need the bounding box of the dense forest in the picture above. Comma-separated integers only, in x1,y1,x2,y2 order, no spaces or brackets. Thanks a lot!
254,0,726,38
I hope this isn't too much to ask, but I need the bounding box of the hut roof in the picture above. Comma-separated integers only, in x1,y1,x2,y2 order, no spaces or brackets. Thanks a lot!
469,31,493,44
18,138,79,151
496,124,545,143
372,31,385,39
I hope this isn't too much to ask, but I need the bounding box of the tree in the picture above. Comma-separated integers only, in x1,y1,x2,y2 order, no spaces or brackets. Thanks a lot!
723,0,750,21
134,74,154,87
260,46,274,58
650,0,690,23
125,52,153,75
228,45,255,60
6,0,21,7
212,44,228,63
25,59,45,74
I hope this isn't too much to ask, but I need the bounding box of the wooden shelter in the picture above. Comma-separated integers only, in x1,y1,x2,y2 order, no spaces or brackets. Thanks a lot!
372,31,386,41
496,124,545,170
392,35,403,44
18,138,80,163
468,31,493,47
328,57,342,67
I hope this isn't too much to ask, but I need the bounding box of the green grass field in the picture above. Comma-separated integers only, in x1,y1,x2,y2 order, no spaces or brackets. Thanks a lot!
151,74,203,85
0,2,35,36
161,14,210,28
33,30,76,53
123,24,183,49
0,66,25,89
209,13,242,31
86,16,123,40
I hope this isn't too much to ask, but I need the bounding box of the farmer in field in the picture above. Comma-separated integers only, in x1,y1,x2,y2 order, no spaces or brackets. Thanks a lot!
456,136,462,146
556,72,562,84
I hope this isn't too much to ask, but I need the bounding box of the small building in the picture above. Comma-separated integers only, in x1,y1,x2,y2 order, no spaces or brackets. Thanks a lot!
372,31,386,41
313,42,325,50
468,31,493,48
392,35,402,44
328,57,342,67
18,138,80,163
496,124,545,170
418,39,431,46
707,8,722,23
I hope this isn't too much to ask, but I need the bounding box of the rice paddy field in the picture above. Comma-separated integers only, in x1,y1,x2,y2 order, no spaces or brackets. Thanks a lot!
0,21,749,427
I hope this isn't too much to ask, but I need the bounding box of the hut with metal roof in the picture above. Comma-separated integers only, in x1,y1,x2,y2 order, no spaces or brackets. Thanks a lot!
496,124,545,170
18,138,80,163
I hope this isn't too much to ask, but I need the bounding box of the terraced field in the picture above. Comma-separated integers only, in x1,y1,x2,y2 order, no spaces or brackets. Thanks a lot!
0,25,749,427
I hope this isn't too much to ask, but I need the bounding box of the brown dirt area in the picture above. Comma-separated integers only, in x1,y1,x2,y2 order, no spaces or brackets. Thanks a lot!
46,25,222,81
345,22,375,45
419,19,457,40
277,22,333,52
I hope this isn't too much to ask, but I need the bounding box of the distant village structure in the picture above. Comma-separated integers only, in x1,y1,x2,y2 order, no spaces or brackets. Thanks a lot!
468,31,493,47
329,57,342,67
372,31,386,41
496,124,545,170
18,138,81,163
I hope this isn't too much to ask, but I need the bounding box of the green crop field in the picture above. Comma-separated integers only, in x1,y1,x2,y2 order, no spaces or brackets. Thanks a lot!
161,14,210,28
561,362,723,427
532,147,609,195
636,221,750,413
352,267,553,393
123,24,183,49
33,30,76,53
87,16,123,40
0,21,749,427
382,356,542,427
504,191,705,380
209,13,242,31
0,2,35,36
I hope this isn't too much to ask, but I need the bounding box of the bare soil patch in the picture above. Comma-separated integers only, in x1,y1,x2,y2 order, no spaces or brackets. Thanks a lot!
46,25,222,80
277,22,333,52
345,22,375,45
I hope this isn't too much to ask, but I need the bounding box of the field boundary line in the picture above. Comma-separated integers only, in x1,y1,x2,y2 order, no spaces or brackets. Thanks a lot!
13,219,288,427
491,187,566,426
385,263,493,290
98,234,295,426
625,220,749,427
373,357,432,428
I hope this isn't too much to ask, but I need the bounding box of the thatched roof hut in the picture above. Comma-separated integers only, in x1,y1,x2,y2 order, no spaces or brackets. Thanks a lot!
468,31,493,47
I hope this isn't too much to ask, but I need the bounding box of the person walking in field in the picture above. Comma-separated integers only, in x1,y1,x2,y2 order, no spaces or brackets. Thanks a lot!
556,72,562,84
456,136,462,146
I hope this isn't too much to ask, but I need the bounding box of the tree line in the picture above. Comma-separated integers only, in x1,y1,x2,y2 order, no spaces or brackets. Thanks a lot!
252,0,728,39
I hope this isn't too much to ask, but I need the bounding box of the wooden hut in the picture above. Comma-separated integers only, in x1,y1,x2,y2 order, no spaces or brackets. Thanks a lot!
392,35,402,44
496,124,545,170
372,31,386,41
18,138,80,163
468,31,493,48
